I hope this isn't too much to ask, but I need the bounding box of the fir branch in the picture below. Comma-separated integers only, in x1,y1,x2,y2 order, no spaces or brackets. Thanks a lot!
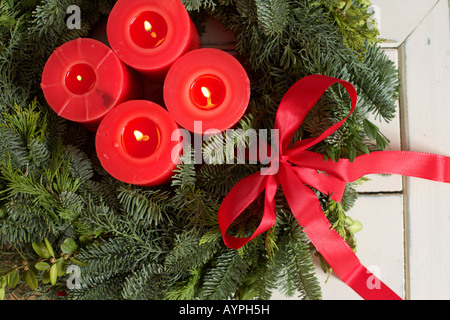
164,232,220,275
117,186,174,227
122,263,169,300
202,248,250,300
275,222,322,300
255,0,289,36
165,268,202,300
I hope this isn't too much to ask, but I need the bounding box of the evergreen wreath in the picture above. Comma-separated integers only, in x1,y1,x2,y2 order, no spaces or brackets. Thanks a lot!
0,0,399,300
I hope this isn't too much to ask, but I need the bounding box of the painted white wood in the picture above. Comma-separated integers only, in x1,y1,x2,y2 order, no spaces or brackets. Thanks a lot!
370,0,440,46
402,0,450,300
316,194,405,300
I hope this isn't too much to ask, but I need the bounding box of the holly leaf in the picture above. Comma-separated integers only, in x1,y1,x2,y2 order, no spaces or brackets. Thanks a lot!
35,262,50,271
44,238,55,258
325,147,336,162
348,145,357,162
363,119,378,141
60,238,77,255
24,270,38,290
56,258,66,277
376,132,390,151
42,271,50,284
7,269,19,289
50,264,57,286
32,242,51,259
356,140,370,154
0,268,10,274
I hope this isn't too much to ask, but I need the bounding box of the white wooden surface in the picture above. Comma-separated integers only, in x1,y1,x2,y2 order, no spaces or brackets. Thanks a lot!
401,0,450,300
318,0,450,300
201,0,450,300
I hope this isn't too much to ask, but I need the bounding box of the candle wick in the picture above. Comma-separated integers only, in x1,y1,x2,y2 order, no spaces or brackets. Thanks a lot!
134,130,150,142
201,87,216,108
201,86,211,99
144,21,152,32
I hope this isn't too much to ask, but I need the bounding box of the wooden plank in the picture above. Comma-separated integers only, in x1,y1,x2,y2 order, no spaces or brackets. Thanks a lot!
371,0,440,47
318,194,405,300
403,0,450,299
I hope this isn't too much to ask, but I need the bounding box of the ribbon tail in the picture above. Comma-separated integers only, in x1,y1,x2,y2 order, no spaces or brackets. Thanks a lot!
290,150,450,184
218,172,278,249
279,165,402,300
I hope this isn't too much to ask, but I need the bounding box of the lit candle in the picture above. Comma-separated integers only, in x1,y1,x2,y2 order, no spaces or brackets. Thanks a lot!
163,48,251,134
95,100,183,186
41,38,142,130
107,0,200,80
189,75,226,110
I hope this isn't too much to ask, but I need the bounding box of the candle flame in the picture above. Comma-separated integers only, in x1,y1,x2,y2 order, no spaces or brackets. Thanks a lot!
76,75,83,81
144,21,152,32
201,87,211,99
134,130,150,142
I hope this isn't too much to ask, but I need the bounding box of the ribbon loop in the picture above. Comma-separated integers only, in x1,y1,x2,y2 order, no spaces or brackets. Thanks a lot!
275,75,358,154
219,172,278,249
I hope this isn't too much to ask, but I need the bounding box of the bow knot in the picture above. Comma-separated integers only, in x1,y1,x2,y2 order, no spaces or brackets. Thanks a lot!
219,75,357,249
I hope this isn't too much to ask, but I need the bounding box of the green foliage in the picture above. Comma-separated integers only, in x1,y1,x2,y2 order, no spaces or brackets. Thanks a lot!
275,222,322,300
255,0,290,36
311,0,382,58
0,0,399,300
0,237,84,300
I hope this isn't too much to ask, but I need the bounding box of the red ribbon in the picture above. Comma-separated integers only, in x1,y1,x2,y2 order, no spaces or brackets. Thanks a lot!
218,75,450,300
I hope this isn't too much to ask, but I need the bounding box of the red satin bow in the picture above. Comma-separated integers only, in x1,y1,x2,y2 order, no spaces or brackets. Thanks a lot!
218,74,450,300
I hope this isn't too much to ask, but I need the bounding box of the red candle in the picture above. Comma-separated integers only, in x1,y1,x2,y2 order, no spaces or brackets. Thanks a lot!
95,100,183,186
163,48,251,134
107,0,200,79
41,38,142,130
